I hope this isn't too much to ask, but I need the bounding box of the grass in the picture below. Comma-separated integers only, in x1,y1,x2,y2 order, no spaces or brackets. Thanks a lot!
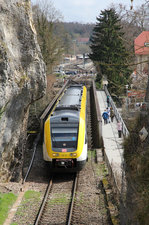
88,149,96,161
87,150,92,160
95,161,108,178
48,193,70,206
88,149,108,178
15,190,41,217
24,190,41,200
95,81,101,90
0,192,17,225
48,192,84,207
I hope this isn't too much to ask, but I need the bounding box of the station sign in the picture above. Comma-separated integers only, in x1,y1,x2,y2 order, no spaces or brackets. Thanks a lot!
127,90,145,98
139,127,148,141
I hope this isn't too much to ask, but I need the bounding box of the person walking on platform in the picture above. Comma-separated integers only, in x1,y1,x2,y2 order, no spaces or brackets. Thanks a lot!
117,121,122,138
106,107,110,123
107,95,110,107
110,107,115,122
102,110,109,125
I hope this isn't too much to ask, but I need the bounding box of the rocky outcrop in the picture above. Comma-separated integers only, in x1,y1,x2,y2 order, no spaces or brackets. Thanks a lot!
0,0,46,182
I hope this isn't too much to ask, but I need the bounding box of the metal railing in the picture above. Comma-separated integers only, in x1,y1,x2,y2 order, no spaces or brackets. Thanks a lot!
104,85,129,137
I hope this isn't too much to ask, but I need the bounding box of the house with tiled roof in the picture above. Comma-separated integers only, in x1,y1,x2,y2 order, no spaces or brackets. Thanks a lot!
134,31,149,75
77,37,89,44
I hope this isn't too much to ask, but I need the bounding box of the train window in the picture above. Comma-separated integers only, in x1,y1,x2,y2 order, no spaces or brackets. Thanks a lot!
52,128,77,133
61,117,68,121
51,127,78,149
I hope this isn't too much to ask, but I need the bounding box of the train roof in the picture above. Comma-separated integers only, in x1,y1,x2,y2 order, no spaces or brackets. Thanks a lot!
50,85,84,122
55,85,83,111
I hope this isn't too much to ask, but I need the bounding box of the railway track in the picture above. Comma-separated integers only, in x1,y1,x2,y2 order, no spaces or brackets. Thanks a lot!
10,79,113,225
20,79,99,221
19,80,91,224
34,173,78,225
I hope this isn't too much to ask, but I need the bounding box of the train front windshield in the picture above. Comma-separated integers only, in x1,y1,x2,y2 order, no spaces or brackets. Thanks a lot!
51,127,78,150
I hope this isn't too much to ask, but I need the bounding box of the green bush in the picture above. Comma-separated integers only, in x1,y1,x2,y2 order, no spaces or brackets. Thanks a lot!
95,82,101,90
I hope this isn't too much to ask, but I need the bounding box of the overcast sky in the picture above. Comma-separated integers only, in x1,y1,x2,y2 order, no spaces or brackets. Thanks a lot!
31,0,146,23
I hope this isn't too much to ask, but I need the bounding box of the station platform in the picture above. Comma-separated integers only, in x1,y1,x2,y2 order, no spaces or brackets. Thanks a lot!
97,90,125,193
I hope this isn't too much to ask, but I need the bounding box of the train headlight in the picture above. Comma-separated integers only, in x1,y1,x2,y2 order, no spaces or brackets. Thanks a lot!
70,153,77,157
52,153,59,157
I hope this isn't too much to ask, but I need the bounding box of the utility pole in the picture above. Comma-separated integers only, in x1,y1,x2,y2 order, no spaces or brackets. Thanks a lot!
130,0,133,9
83,53,85,69
125,84,129,111
73,40,76,57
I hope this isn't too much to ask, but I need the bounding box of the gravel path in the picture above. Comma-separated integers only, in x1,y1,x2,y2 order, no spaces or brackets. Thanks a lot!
71,153,110,225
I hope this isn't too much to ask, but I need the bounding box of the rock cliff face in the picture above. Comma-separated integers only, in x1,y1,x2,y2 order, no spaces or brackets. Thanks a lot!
0,0,46,182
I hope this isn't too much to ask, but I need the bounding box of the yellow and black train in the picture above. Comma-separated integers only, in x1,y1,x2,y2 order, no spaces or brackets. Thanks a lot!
43,84,87,172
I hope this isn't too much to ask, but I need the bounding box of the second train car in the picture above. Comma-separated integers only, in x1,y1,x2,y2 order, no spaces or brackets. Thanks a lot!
43,84,87,172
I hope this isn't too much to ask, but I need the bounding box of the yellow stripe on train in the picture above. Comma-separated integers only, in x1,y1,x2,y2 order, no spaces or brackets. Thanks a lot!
44,85,87,159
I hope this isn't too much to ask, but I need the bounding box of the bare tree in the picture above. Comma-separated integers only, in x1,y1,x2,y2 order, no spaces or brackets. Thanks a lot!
110,3,148,62
32,0,64,73
114,2,149,31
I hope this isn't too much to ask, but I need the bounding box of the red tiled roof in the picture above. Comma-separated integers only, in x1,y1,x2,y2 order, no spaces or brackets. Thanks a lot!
134,31,149,55
77,38,89,43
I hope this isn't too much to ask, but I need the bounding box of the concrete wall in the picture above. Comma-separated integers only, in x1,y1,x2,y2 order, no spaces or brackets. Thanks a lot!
90,81,103,148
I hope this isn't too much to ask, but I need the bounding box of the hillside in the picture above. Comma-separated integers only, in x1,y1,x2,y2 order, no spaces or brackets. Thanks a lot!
63,22,94,38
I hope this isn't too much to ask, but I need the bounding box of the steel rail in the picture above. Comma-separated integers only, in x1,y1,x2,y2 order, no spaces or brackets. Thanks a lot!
34,177,53,225
67,173,78,225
